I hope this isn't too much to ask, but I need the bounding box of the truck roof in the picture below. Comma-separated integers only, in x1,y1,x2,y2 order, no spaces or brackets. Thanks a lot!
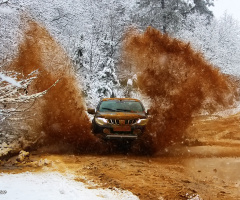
101,98,141,102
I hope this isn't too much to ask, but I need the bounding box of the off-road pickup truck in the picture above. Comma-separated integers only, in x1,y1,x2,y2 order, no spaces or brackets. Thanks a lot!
87,98,149,140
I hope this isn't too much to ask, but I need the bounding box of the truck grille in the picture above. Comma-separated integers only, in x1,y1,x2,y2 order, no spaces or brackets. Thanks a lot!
108,119,137,125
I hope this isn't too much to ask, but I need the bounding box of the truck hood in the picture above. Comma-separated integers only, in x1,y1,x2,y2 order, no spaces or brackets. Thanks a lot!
96,112,146,120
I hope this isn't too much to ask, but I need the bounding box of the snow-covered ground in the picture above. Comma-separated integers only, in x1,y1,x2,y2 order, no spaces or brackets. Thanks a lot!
215,102,240,117
0,172,139,200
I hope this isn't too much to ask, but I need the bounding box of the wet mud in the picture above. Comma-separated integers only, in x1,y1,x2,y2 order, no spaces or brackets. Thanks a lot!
6,20,102,152
1,107,240,199
121,27,238,154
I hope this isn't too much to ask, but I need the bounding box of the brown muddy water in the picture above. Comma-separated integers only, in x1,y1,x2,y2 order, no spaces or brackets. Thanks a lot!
121,27,238,154
2,145,240,200
5,19,104,152
2,110,240,199
185,157,240,184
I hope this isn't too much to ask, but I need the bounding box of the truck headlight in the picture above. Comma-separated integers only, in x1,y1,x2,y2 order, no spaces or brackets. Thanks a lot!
95,117,108,125
136,118,148,126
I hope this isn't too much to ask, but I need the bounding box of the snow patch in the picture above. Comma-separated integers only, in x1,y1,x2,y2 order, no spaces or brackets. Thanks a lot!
0,7,14,14
215,102,240,117
0,73,21,87
0,172,139,200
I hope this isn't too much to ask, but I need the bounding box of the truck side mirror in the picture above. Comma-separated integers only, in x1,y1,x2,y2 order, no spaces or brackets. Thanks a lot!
146,109,152,115
87,108,96,114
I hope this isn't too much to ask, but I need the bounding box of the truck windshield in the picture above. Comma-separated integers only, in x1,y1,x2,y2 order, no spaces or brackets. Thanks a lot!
99,100,144,113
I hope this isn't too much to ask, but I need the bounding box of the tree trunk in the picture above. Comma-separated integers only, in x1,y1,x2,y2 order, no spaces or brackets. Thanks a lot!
161,0,166,33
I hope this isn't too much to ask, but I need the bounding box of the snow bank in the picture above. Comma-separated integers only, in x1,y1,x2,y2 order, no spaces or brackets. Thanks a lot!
0,172,139,200
211,101,240,118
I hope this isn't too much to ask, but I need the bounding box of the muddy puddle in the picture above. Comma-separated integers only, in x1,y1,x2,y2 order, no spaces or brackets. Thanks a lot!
155,145,240,185
162,145,240,157
1,141,240,199
185,157,240,185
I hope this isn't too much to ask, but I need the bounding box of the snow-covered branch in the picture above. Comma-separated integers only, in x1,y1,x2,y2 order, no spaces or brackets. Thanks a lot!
0,78,60,104
0,72,21,87
0,70,59,121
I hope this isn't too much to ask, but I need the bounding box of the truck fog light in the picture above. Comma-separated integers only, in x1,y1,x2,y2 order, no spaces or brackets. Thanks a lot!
133,129,142,135
136,118,148,125
103,128,111,134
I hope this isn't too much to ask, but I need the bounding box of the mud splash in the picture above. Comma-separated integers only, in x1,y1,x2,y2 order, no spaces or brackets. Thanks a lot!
7,20,102,152
122,27,237,154
4,22,238,155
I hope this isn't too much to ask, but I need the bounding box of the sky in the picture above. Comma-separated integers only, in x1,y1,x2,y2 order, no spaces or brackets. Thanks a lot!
210,0,240,21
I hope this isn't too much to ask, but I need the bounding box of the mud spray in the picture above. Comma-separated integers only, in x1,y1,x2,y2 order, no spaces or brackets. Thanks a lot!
4,21,238,155
7,20,104,153
122,27,238,154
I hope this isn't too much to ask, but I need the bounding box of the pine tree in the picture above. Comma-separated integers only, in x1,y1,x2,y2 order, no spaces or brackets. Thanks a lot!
132,0,214,33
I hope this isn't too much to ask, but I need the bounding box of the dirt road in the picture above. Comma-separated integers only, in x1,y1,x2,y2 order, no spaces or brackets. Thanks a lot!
1,111,240,200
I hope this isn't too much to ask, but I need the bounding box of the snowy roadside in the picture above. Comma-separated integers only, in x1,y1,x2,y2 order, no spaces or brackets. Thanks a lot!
0,172,139,200
215,102,240,117
197,102,240,121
